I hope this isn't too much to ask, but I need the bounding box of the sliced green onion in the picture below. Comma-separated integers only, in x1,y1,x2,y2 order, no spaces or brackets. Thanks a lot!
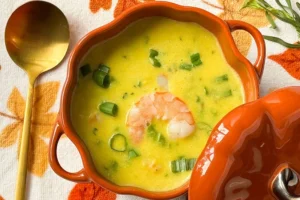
190,53,202,66
128,149,139,159
134,81,142,88
99,102,118,116
187,158,197,170
110,161,118,171
109,133,127,152
265,11,277,29
222,89,233,98
149,57,161,67
122,92,128,99
98,64,110,74
149,49,159,58
297,2,300,10
93,128,98,135
147,125,166,146
179,63,193,71
215,74,229,83
157,133,166,145
197,122,212,133
93,69,110,88
196,96,201,103
80,64,92,77
204,87,209,95
171,157,196,173
263,35,300,48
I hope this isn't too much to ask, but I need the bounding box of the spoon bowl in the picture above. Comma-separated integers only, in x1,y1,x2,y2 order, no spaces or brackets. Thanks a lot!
5,1,69,78
5,1,69,200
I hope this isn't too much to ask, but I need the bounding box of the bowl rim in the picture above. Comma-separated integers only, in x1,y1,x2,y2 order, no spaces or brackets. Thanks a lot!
55,1,261,199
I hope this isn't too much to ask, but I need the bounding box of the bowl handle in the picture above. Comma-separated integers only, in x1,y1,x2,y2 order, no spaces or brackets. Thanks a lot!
49,122,89,182
226,20,266,80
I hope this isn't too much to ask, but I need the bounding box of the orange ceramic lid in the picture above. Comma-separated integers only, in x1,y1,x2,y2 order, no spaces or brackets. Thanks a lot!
189,86,300,199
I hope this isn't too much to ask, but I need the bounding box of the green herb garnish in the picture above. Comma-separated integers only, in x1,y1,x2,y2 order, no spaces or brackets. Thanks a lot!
222,89,233,97
128,149,139,159
171,157,197,173
109,133,127,152
204,87,209,95
215,74,229,83
93,128,98,135
190,53,202,66
98,64,110,74
80,64,92,77
147,125,166,146
122,92,128,99
197,122,212,133
99,102,118,116
149,49,159,58
149,57,161,67
179,63,193,71
93,69,110,88
149,49,161,67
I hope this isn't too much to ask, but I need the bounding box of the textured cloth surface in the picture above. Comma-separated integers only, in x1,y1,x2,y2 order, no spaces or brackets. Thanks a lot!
0,0,299,199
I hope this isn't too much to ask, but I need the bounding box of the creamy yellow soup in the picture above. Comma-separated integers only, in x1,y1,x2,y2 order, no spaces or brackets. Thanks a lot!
71,17,244,192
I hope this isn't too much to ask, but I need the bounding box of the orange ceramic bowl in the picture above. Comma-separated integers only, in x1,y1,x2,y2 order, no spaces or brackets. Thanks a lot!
49,2,266,199
188,86,300,199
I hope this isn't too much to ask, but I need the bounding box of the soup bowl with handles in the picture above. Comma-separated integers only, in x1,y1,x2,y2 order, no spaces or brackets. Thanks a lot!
49,2,266,199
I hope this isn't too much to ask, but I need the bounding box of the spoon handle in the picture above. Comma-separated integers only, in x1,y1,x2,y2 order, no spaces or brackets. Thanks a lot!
15,82,34,200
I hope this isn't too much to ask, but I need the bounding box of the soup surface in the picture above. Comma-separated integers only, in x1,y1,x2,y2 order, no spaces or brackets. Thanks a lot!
71,17,244,191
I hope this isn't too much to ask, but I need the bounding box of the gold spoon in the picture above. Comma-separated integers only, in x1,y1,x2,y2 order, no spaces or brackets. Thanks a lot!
5,1,69,200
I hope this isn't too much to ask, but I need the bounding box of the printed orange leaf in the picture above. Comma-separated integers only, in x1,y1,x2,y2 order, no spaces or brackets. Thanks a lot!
114,0,155,17
269,48,300,80
89,0,155,18
33,82,59,113
7,88,25,119
0,122,21,147
90,0,112,13
68,183,116,200
202,0,270,56
0,81,60,176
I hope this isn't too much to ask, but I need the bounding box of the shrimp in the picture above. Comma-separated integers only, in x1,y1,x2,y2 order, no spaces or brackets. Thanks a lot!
126,92,195,142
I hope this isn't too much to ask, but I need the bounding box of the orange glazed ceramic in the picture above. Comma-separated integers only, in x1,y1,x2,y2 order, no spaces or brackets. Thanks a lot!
49,2,266,199
189,86,300,200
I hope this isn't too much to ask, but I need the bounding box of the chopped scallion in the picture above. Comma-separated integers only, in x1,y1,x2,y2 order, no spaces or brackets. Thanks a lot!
110,161,118,171
190,53,202,66
149,49,159,58
99,102,118,116
93,69,110,88
215,74,229,83
147,125,167,146
128,149,139,159
80,64,92,77
122,92,128,99
204,87,209,95
93,128,98,135
149,57,161,67
179,63,193,71
109,133,127,152
98,64,110,74
171,157,197,173
187,158,197,170
222,89,232,97
197,122,212,133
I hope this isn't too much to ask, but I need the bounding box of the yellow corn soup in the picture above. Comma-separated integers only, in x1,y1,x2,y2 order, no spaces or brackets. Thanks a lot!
71,17,244,192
